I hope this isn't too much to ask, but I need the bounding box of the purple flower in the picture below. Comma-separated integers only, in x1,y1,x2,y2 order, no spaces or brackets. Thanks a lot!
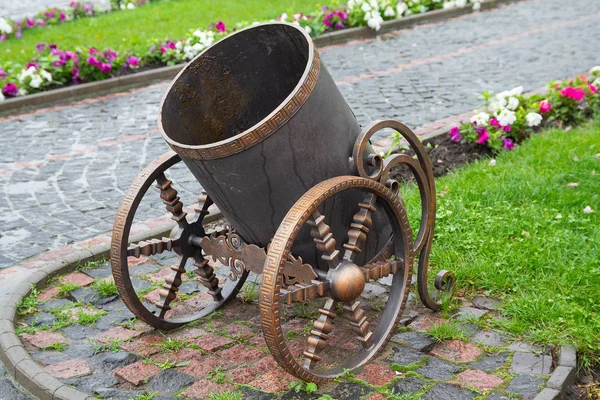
87,56,99,66
15,30,22,39
323,18,332,28
215,20,226,33
449,126,462,143
36,42,46,52
99,62,111,73
59,12,67,21
476,129,490,145
26,18,35,26
3,83,19,98
44,10,55,18
149,45,156,52
0,68,7,79
49,43,57,50
502,137,515,150
0,34,6,42
105,49,118,62
502,125,511,133
126,56,139,66
83,5,90,12
335,21,345,29
26,62,39,69
72,67,79,83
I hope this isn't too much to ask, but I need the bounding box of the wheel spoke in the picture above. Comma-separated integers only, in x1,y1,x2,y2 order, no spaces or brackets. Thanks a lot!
191,190,214,223
156,173,188,229
303,298,337,369
343,301,373,347
307,211,340,269
280,280,330,305
194,257,224,302
342,194,377,262
361,260,402,282
127,237,177,257
156,256,188,318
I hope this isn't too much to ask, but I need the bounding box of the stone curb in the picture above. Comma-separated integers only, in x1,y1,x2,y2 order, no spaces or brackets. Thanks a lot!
532,345,577,400
0,208,223,400
0,0,519,116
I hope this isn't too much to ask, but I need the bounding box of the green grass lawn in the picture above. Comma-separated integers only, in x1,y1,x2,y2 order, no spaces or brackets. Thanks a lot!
0,0,323,66
404,118,600,368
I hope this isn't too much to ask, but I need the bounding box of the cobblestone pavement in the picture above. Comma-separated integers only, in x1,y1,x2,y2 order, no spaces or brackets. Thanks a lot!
1,0,110,21
1,0,600,270
11,255,555,399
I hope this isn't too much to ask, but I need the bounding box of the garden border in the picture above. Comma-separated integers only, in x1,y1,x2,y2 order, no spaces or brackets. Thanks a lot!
0,0,520,116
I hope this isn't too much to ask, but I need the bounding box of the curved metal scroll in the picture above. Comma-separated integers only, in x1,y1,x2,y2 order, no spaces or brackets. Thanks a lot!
351,120,455,311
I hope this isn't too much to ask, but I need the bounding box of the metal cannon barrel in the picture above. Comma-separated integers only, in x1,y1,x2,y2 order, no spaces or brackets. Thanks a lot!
158,22,389,266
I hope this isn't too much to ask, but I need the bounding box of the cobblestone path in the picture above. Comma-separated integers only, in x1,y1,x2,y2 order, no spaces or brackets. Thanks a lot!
1,0,110,21
1,0,600,270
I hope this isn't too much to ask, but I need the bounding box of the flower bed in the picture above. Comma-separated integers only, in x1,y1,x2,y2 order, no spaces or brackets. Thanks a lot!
0,0,482,101
448,67,600,152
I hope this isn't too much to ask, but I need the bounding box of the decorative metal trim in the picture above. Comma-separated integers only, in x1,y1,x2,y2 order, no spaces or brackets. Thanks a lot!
161,48,321,161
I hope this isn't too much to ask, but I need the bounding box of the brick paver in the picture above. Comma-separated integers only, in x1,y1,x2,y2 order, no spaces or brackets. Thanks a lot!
1,0,599,276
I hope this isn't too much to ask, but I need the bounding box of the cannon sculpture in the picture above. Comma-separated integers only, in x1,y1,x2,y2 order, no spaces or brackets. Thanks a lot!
111,22,455,383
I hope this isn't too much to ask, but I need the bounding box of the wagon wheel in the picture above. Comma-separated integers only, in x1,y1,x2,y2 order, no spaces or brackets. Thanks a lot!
353,120,456,311
260,176,413,383
111,151,248,330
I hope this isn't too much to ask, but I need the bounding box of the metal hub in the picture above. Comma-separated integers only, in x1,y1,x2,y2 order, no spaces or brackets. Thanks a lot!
328,261,366,302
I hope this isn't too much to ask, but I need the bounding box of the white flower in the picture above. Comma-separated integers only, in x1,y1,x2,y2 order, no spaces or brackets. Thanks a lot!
525,112,543,127
126,2,135,9
384,6,395,16
443,1,456,9
506,96,519,110
0,17,13,34
175,41,182,50
361,2,372,12
40,69,52,82
367,11,384,30
472,1,481,10
29,75,42,88
593,78,600,88
496,108,516,126
589,66,600,76
396,2,407,15
455,0,467,7
487,101,504,113
494,94,508,107
369,0,378,8
279,13,288,21
470,111,490,125
489,159,496,166
18,88,27,96
0,91,4,102
192,43,204,53
583,206,594,214
303,25,312,34
509,86,523,96
496,90,511,100
120,3,125,9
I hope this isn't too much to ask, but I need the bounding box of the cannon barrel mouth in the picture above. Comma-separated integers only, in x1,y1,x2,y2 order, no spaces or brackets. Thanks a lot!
158,22,319,160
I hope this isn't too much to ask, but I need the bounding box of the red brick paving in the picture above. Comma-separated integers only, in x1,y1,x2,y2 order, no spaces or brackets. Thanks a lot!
21,331,69,349
59,272,94,287
191,332,233,352
365,394,387,400
219,344,266,365
356,363,397,386
409,315,448,332
181,379,236,398
431,340,484,363
227,366,260,384
249,369,295,393
119,333,164,356
168,327,208,340
44,360,92,379
248,334,267,348
94,327,143,344
36,286,60,301
178,355,230,378
453,369,503,391
225,324,255,338
115,361,161,386
254,356,279,372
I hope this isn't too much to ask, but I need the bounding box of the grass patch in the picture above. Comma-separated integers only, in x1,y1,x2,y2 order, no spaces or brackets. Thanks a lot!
425,321,468,343
57,282,81,297
0,0,323,65
89,337,125,353
16,286,40,317
157,337,189,352
43,342,69,351
129,392,158,400
402,118,600,368
205,390,242,400
93,277,118,297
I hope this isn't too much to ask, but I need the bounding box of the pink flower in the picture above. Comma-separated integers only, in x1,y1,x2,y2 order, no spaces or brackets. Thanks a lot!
335,21,345,29
0,68,7,79
539,100,551,113
59,12,67,21
87,56,99,66
215,20,226,33
36,42,46,52
72,67,79,83
0,34,6,42
126,56,139,66
589,84,598,94
490,118,500,127
99,63,111,73
26,18,35,26
89,47,97,55
476,129,489,145
502,137,515,150
105,49,118,62
44,10,55,18
26,62,39,69
167,42,176,50
503,125,511,133
3,83,19,97
449,126,462,142
560,86,585,101
160,47,167,53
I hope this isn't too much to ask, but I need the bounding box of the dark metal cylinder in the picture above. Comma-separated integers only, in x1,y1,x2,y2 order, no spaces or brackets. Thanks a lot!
159,23,388,266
